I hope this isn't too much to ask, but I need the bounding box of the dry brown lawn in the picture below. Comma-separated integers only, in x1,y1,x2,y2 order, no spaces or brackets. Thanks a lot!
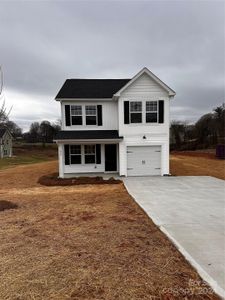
0,161,220,299
170,151,225,180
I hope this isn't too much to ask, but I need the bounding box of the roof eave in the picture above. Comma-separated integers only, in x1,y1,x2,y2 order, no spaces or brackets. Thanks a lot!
114,67,176,97
54,138,123,143
55,97,113,101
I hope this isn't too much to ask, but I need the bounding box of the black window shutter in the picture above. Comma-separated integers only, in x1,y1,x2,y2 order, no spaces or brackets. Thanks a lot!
65,105,71,126
124,101,130,124
64,145,70,165
96,144,101,164
97,105,102,126
158,100,164,123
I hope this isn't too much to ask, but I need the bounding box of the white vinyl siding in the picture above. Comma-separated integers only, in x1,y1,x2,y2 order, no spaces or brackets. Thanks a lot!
118,97,169,137
61,144,105,176
61,101,118,130
0,131,13,158
121,73,168,97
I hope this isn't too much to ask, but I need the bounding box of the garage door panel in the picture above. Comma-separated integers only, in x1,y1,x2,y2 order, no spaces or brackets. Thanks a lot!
127,146,161,176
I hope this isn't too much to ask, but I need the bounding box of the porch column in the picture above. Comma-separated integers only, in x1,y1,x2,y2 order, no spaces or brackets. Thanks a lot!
119,141,127,176
58,143,64,178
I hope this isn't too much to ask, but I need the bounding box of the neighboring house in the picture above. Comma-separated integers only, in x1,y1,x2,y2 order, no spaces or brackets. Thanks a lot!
0,128,13,158
54,67,175,178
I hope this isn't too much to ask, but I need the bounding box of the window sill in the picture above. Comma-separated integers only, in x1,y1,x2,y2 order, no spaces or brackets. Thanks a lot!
66,125,99,127
68,163,98,166
127,123,162,126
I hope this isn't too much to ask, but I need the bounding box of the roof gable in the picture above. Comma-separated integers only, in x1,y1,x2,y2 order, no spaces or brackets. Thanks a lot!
55,79,130,99
0,128,6,138
0,128,12,139
114,67,176,97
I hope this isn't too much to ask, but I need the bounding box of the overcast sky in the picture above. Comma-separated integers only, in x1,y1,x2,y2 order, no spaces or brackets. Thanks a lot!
0,0,224,132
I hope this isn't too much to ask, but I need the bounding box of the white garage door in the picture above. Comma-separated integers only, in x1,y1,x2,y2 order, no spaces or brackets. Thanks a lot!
127,146,161,176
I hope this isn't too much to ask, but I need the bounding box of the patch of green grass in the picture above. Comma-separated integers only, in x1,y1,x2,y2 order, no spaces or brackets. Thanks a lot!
0,155,53,170
0,144,57,170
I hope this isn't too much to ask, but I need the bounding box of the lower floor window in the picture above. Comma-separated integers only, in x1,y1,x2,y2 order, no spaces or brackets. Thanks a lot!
70,145,81,164
69,145,96,164
84,145,96,164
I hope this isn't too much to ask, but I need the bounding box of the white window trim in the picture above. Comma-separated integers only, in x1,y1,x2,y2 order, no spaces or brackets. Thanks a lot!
146,100,158,123
69,145,97,165
85,105,97,126
125,100,162,126
84,144,96,164
69,145,82,164
70,105,83,125
65,104,100,127
130,101,142,124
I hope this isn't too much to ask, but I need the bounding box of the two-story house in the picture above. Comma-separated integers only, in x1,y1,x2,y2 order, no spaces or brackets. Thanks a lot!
54,67,175,178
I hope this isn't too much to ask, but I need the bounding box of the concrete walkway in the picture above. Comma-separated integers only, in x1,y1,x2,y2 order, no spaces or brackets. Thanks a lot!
123,176,225,299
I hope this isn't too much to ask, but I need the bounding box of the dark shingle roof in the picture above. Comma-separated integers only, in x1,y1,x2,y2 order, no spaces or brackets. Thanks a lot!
0,128,6,138
54,130,123,140
55,79,130,99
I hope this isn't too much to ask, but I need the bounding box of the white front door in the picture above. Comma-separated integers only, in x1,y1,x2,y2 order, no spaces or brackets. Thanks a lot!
127,146,161,176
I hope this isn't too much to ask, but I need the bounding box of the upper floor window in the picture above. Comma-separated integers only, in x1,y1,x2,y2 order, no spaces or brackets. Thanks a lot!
84,145,96,164
146,101,158,123
86,105,97,125
71,105,82,125
70,145,81,164
130,101,142,123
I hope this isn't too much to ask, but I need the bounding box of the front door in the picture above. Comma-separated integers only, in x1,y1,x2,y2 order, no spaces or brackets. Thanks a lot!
105,144,117,172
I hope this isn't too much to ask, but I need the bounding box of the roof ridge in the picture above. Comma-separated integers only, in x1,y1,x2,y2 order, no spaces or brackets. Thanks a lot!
66,78,131,80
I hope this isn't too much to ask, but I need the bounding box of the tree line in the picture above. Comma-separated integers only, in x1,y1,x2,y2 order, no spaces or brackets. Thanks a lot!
1,105,224,147
23,120,61,143
0,119,61,143
170,104,225,150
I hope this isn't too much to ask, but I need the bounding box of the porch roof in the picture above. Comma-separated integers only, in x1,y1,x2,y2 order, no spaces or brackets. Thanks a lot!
54,130,123,141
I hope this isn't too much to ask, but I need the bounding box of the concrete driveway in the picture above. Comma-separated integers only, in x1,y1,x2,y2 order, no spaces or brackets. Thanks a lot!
123,176,225,298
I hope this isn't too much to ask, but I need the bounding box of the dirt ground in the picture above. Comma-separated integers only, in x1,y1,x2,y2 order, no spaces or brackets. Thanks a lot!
0,161,220,299
170,151,225,180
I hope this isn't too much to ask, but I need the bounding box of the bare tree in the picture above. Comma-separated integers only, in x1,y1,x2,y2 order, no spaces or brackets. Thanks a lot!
0,66,10,123
170,120,186,149
3,120,22,137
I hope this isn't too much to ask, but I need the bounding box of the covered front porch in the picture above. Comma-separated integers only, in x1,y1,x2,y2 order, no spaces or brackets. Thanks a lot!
54,130,123,178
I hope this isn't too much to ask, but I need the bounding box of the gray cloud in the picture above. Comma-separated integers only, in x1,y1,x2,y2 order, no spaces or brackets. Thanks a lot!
0,0,224,130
